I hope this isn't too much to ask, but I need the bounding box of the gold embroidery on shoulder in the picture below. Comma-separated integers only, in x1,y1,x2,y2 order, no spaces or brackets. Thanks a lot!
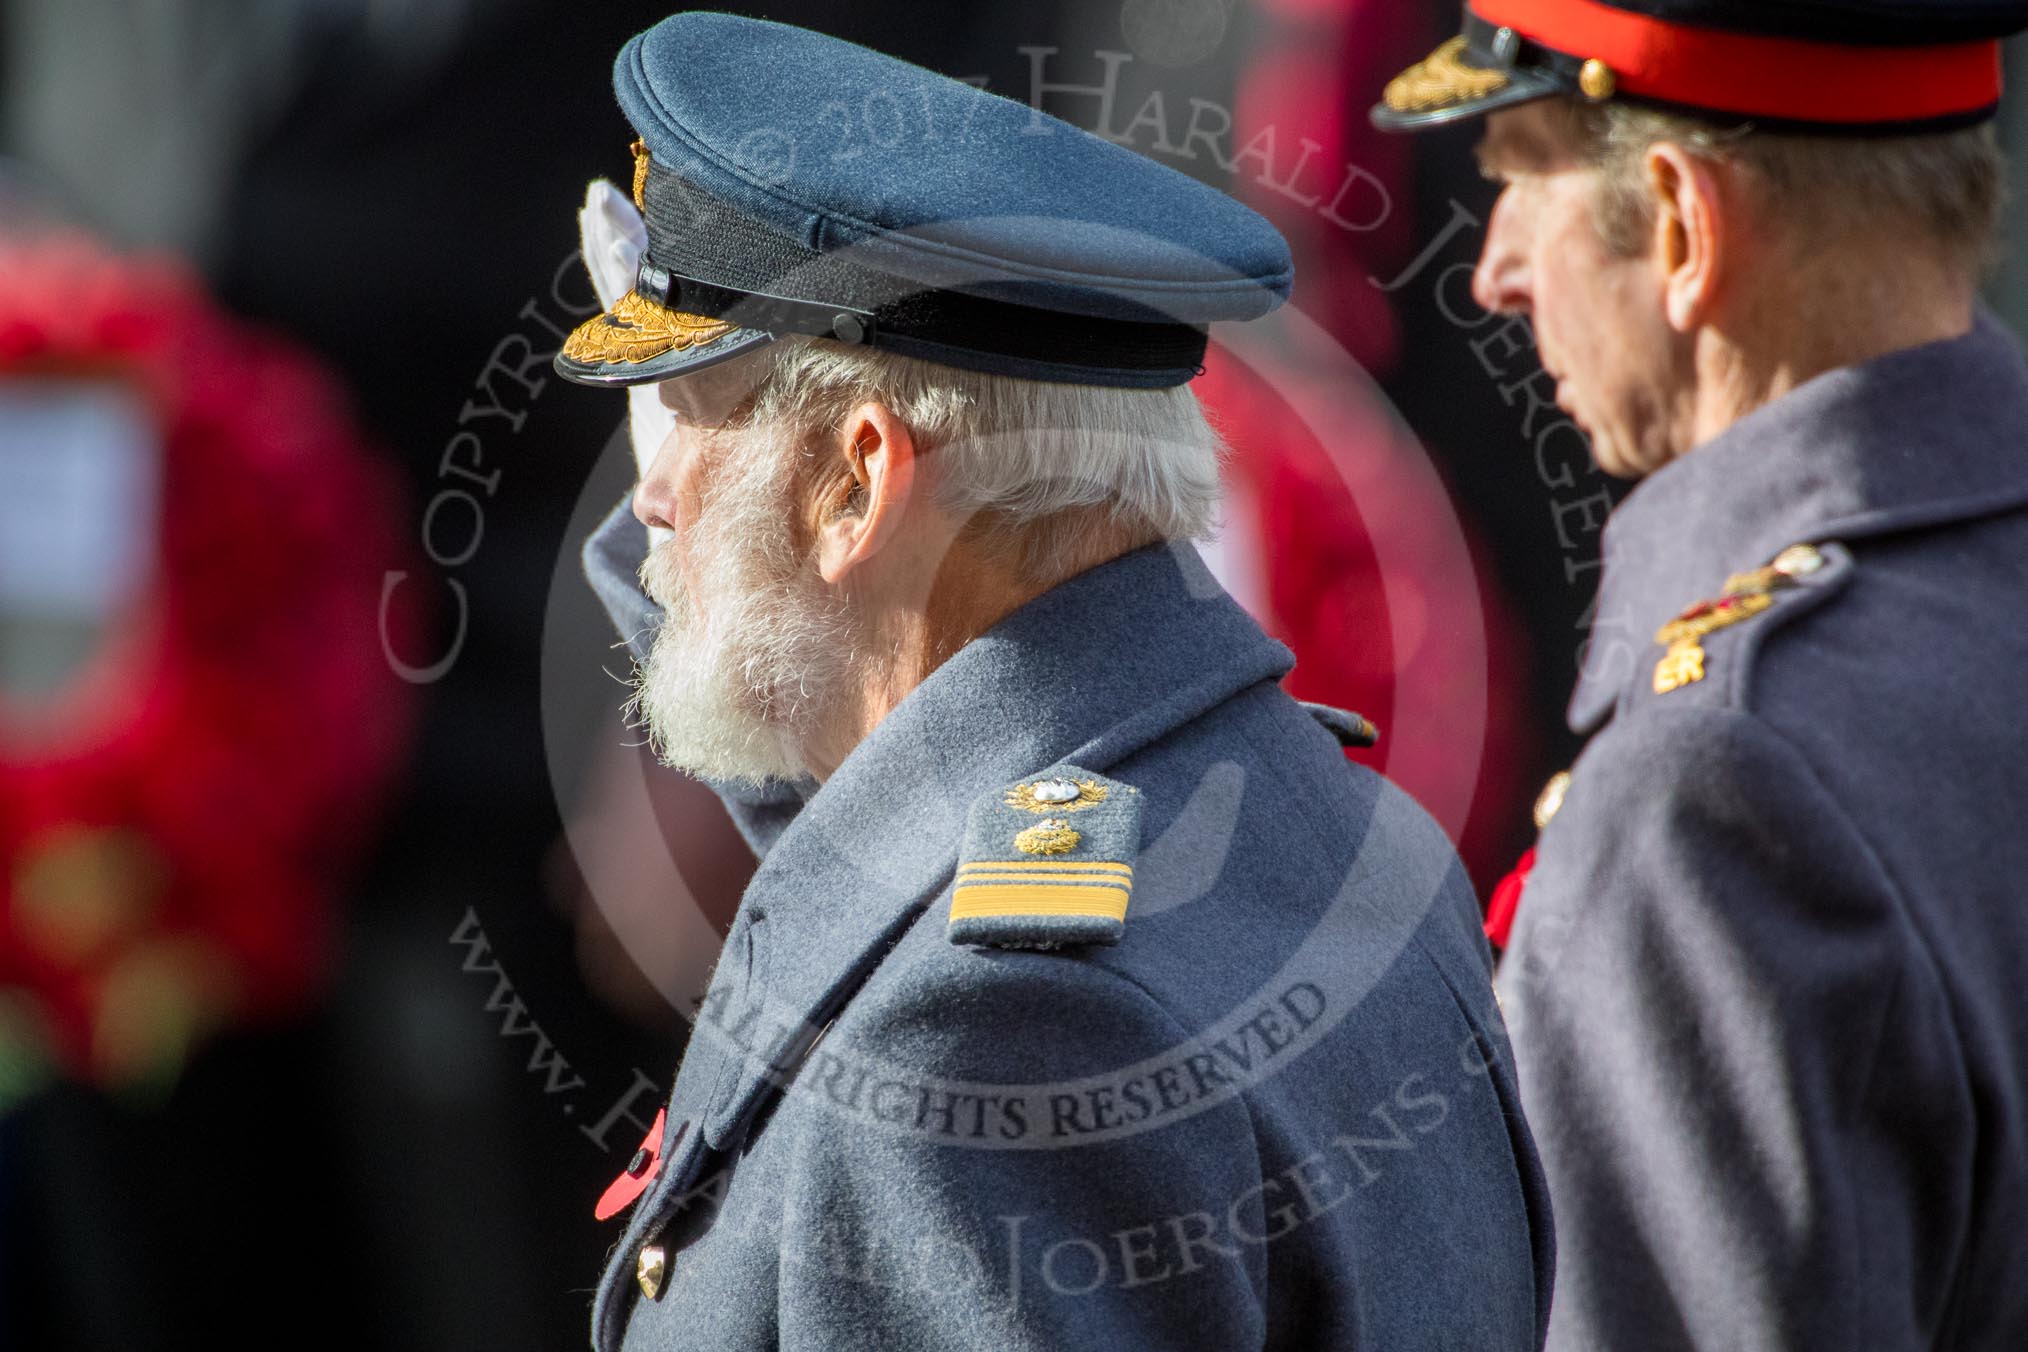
1652,543,1825,694
1014,819,1081,856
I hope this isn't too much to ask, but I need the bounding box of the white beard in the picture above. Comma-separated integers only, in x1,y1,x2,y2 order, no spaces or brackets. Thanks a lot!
629,428,856,785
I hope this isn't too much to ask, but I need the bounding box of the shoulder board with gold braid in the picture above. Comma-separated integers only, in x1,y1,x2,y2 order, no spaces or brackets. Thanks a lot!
949,766,1142,950
1653,543,1828,694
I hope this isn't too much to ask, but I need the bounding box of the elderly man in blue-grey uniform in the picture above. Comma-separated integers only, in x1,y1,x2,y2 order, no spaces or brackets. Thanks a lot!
552,12,1553,1352
1376,1,2028,1348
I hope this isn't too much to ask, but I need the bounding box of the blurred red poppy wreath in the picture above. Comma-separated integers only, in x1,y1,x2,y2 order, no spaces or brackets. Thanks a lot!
0,234,419,1103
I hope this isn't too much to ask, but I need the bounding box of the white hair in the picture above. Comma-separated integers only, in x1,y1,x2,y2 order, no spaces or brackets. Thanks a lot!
628,341,1227,781
736,337,1227,578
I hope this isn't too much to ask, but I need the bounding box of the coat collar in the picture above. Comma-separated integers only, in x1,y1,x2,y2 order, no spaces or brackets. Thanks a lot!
681,539,1294,1149
1570,310,2028,734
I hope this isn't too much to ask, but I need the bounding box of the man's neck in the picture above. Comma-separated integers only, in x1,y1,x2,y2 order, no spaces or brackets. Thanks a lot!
798,532,1130,783
1689,256,1977,450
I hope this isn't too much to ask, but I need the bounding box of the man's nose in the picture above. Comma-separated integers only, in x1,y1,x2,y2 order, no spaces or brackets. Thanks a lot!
633,471,677,532
1472,191,1532,316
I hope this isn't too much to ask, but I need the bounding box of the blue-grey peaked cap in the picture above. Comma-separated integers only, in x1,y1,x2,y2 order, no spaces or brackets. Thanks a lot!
553,12,1294,390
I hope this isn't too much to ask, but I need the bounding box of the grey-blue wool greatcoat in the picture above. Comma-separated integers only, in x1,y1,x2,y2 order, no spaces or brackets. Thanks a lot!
580,509,1554,1351
1501,313,2028,1350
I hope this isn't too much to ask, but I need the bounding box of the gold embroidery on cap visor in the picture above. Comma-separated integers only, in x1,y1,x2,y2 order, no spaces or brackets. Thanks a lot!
1382,35,1512,115
560,290,739,368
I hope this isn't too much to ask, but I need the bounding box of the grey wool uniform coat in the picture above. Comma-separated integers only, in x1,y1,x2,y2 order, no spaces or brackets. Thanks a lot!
1501,313,2028,1350
580,507,1554,1351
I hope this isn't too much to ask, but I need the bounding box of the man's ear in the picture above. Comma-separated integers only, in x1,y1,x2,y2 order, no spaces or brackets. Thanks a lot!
815,401,916,585
1645,141,1729,332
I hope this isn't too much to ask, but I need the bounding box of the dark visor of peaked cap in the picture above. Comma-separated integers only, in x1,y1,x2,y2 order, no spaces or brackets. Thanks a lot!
1373,0,2028,134
554,12,1294,390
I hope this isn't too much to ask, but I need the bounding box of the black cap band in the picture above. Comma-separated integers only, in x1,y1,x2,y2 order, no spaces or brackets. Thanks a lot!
636,158,1209,387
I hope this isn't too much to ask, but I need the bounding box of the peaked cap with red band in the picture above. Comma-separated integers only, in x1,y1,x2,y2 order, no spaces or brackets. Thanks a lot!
1373,0,2028,134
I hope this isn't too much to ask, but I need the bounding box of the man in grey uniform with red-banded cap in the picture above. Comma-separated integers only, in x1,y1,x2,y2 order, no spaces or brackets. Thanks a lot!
1375,2,2028,1347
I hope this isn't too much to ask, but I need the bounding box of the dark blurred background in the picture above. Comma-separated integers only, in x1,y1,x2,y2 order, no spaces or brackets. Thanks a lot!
1,3,2024,1349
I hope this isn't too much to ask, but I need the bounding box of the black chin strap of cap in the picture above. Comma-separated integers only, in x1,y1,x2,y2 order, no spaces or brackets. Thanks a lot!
636,160,1210,384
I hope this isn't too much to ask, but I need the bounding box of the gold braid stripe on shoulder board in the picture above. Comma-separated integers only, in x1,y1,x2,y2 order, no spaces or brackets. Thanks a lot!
1651,559,1813,693
1655,589,1775,646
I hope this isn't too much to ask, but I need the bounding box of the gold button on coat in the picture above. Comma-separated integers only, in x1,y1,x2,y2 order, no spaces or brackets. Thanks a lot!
636,1244,667,1299
1773,543,1825,577
1533,771,1573,831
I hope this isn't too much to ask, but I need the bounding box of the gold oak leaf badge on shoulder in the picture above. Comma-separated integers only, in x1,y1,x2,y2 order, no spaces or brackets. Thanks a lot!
1014,818,1081,855
1653,543,1825,694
